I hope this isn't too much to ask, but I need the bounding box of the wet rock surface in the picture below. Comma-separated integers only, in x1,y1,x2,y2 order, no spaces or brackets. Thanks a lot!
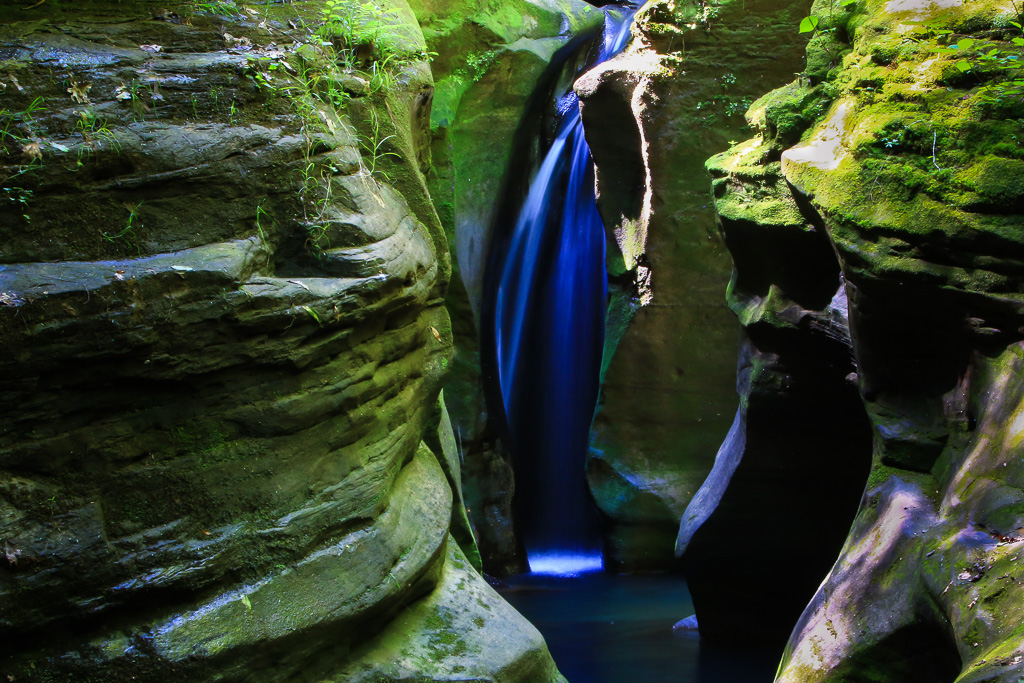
0,2,559,680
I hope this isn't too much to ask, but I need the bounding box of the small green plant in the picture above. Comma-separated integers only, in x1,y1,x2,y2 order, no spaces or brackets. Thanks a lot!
245,54,287,98
934,27,1024,106
297,157,335,259
880,127,904,150
0,96,46,145
3,184,33,222
317,0,431,78
115,80,151,120
359,108,398,179
452,49,497,83
1,161,39,222
300,305,322,324
254,200,271,242
799,15,820,34
367,53,398,94
797,0,857,69
102,202,143,255
75,109,119,155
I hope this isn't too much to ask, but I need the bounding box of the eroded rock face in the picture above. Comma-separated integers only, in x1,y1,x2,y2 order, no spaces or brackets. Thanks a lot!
575,0,815,571
695,0,1024,675
0,1,559,679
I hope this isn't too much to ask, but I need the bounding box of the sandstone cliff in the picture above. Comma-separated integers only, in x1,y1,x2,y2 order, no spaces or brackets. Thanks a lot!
0,1,562,680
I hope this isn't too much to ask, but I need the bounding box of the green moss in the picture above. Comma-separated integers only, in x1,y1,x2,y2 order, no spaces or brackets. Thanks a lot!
748,81,830,148
173,419,228,454
957,155,1024,202
424,607,469,656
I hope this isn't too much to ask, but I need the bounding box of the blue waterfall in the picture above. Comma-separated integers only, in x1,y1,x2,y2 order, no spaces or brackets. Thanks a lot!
492,10,635,576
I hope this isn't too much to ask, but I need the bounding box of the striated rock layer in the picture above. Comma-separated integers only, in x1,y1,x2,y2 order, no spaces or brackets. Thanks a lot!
0,1,561,680
687,0,1024,677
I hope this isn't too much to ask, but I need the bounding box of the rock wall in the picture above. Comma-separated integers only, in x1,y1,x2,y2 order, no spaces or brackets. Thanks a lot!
687,0,1024,676
576,0,814,570
0,1,562,680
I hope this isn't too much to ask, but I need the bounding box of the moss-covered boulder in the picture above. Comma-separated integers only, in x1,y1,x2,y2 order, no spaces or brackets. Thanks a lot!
0,1,559,679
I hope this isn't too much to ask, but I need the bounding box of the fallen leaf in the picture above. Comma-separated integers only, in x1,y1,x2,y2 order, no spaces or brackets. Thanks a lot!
3,543,21,566
67,80,91,104
223,33,252,49
430,326,441,341
139,44,163,53
0,292,25,307
21,141,41,160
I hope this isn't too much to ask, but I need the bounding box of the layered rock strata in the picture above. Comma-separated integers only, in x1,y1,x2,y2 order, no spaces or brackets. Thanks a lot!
0,1,561,680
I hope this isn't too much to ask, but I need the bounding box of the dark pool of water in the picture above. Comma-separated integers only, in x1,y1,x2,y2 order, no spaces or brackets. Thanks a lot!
499,572,779,683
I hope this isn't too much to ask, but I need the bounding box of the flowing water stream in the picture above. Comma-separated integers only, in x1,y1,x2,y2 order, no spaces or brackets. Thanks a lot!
492,7,635,576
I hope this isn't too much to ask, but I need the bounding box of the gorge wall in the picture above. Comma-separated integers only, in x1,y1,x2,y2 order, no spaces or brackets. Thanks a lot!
575,0,816,571
5,0,1024,679
0,1,563,680
671,0,1024,677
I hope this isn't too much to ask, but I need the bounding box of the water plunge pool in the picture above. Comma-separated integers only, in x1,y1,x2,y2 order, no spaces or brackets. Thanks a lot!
499,572,778,683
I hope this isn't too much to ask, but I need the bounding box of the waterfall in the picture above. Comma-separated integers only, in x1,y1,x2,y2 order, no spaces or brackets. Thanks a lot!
491,9,635,576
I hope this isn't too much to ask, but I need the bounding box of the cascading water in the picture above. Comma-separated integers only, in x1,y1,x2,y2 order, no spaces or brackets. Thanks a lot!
491,9,635,576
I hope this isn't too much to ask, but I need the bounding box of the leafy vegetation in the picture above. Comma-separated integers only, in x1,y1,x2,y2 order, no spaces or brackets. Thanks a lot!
695,72,752,126
101,202,143,255
1,97,45,223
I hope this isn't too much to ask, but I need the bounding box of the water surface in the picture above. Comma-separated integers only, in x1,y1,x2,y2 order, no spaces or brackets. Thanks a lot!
500,573,778,683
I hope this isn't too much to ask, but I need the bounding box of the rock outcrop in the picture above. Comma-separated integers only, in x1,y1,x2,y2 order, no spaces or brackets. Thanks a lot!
685,0,1024,676
575,0,816,571
0,1,561,680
